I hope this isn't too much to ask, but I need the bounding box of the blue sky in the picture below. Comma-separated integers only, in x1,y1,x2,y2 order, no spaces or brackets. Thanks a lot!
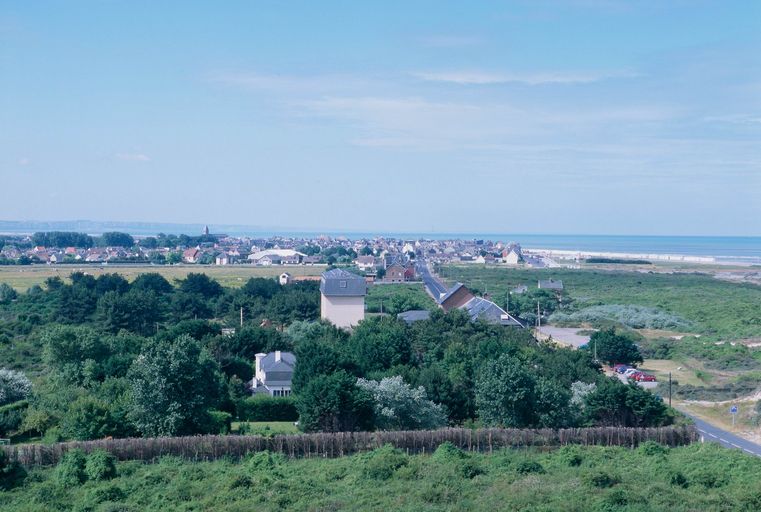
2,1,760,235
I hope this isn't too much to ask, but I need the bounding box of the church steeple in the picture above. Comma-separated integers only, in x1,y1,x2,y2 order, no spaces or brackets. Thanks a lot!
203,225,209,236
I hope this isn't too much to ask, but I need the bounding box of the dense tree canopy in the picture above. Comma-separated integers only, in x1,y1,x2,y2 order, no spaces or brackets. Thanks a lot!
590,328,643,366
128,335,223,437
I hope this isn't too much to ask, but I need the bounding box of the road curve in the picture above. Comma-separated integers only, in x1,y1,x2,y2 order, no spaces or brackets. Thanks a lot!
689,415,761,457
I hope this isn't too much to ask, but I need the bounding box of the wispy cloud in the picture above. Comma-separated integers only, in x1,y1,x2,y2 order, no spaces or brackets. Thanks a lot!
413,69,638,85
116,153,151,162
418,35,483,48
704,114,761,125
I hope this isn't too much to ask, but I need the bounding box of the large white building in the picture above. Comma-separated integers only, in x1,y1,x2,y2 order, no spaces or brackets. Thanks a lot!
320,268,367,328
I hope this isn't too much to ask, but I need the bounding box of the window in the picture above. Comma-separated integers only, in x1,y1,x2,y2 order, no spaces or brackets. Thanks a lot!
339,280,347,288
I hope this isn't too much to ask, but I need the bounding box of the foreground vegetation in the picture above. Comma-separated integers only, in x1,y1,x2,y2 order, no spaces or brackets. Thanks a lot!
2,442,760,511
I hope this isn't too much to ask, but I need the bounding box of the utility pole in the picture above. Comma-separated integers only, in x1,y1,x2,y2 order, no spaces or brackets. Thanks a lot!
380,299,383,315
669,372,672,407
240,307,244,328
536,301,541,328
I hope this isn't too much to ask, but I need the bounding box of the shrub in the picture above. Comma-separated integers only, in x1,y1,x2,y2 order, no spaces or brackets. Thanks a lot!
432,442,466,462
0,399,28,437
691,469,726,488
669,471,689,488
0,449,27,490
0,368,32,406
550,304,691,331
88,484,126,503
55,449,87,487
431,442,482,478
85,449,117,481
246,451,285,472
205,410,232,434
237,395,298,422
639,441,668,456
362,445,408,480
557,446,584,467
515,460,545,475
585,470,620,488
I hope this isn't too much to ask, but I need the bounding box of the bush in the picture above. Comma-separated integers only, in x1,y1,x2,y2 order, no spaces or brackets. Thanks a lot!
55,449,87,487
246,451,286,472
670,471,689,488
88,484,126,503
639,441,668,456
0,399,28,437
85,449,117,481
515,460,545,475
557,445,584,467
585,470,620,488
431,442,482,478
362,445,408,480
0,450,27,490
550,304,691,331
432,441,466,462
237,395,298,422
205,410,232,434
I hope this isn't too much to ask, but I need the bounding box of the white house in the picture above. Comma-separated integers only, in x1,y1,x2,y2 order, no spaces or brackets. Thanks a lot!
252,351,295,397
279,272,292,285
320,268,367,328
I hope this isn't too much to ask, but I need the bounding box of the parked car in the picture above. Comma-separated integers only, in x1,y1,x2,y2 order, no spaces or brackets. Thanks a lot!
614,364,631,374
627,371,644,380
623,368,640,377
634,373,657,382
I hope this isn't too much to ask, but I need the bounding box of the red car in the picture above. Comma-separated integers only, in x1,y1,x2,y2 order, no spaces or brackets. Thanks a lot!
634,373,657,382
627,371,644,381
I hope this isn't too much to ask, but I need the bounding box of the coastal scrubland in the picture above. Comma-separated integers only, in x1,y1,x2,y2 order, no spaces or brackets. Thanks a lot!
2,442,760,511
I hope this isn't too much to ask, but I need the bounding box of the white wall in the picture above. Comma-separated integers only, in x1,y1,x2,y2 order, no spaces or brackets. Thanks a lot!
321,294,365,328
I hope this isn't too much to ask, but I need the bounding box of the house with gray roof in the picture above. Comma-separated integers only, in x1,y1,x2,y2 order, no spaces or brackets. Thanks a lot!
538,279,564,291
320,268,367,328
252,351,295,397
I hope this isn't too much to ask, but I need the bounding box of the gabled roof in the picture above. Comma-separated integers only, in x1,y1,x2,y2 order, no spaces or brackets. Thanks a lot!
538,279,563,290
397,309,431,324
462,297,524,327
320,268,367,296
438,282,465,304
259,351,296,372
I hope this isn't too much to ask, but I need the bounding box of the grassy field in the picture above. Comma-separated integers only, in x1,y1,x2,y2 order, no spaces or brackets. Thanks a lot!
0,264,326,291
2,443,760,511
440,265,761,341
231,421,299,436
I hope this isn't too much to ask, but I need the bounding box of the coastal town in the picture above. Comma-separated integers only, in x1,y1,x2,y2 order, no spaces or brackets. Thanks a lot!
0,228,557,270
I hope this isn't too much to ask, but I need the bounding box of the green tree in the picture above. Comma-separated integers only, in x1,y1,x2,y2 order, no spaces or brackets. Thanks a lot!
60,396,116,440
97,289,164,335
42,326,109,386
590,328,643,366
296,370,374,432
475,354,537,427
356,376,447,430
178,273,223,299
99,232,134,247
584,379,668,427
348,317,411,374
131,273,173,294
127,335,223,436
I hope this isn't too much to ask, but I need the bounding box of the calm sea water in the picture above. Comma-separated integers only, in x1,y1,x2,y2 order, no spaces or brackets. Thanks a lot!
241,232,761,262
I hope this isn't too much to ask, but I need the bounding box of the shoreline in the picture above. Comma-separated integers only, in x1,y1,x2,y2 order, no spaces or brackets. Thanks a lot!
524,248,761,266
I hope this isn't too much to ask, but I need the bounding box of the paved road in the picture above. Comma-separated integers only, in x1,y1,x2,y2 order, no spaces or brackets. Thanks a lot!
417,259,448,300
690,415,761,457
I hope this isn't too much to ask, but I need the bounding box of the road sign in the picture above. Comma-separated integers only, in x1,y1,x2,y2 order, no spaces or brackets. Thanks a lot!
730,405,738,414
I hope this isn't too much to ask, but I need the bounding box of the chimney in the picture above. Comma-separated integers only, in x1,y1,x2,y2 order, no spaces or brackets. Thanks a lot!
255,353,266,377
275,350,282,362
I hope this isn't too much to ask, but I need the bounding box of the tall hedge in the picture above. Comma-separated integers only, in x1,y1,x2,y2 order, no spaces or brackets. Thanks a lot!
237,396,298,422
